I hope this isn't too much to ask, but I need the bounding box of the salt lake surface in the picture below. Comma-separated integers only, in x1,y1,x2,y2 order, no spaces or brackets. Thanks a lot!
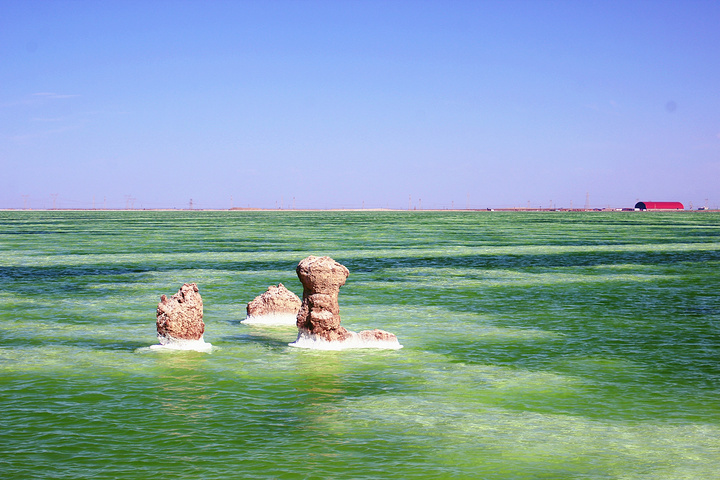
1,210,718,479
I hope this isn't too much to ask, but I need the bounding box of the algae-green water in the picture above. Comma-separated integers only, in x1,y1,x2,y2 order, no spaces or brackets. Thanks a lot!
1,210,718,479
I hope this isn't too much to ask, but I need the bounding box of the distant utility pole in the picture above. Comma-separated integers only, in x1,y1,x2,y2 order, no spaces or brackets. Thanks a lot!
125,195,132,210
50,193,58,210
419,198,422,210
230,195,234,209
584,192,590,210
22,195,29,210
189,199,194,210
408,195,411,211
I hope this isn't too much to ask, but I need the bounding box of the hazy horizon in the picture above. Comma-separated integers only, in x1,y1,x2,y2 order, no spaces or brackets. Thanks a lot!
2,1,719,210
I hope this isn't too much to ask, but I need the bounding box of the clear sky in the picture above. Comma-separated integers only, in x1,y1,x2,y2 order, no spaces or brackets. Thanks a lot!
1,0,718,210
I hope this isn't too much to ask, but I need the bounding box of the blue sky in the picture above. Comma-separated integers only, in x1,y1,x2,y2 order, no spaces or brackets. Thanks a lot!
1,0,718,210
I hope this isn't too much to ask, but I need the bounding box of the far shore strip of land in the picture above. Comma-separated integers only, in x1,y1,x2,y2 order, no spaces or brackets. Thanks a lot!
3,207,717,213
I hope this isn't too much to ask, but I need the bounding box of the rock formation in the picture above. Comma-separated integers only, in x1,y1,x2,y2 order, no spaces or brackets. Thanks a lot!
358,329,399,343
296,255,352,341
246,283,301,317
156,283,205,341
293,255,401,348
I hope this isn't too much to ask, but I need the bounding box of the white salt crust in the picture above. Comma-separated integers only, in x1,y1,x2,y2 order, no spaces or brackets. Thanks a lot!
289,331,403,350
241,313,299,326
150,335,213,353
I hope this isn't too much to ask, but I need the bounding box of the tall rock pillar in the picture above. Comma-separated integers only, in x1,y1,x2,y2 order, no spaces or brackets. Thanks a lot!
295,256,352,342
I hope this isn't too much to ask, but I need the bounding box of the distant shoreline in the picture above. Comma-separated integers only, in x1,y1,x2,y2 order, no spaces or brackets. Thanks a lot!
2,207,717,213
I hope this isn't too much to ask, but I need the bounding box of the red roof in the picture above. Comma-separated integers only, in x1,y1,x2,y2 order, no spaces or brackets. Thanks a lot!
634,201,684,210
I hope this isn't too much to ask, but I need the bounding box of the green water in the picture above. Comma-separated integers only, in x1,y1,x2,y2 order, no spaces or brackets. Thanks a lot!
1,211,718,479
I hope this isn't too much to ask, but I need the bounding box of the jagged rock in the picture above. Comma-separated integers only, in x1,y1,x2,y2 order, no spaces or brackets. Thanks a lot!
296,256,352,341
246,283,301,317
156,283,204,341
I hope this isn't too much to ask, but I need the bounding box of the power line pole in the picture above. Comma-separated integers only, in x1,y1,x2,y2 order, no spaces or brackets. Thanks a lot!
50,193,58,210
22,195,29,210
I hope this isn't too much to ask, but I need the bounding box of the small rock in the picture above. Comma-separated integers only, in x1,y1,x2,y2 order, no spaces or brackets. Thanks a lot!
246,283,301,317
358,329,399,343
156,283,204,341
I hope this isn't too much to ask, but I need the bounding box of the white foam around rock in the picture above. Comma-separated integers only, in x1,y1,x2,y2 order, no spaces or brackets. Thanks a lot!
150,335,213,353
241,313,298,326
288,331,403,350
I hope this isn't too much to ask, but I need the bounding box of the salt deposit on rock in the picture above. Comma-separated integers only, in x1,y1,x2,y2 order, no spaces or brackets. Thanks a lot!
289,331,403,350
156,283,206,342
358,328,400,343
243,283,301,325
291,256,401,349
149,336,213,353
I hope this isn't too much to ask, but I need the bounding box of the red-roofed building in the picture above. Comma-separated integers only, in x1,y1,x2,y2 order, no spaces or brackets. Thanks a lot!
634,201,684,210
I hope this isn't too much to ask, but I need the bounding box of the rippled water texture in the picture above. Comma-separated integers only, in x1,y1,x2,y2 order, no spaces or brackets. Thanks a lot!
1,211,718,479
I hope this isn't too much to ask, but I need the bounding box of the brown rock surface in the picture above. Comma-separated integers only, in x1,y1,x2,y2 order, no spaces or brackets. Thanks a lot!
358,328,399,343
156,283,205,341
292,256,401,348
246,283,301,317
296,256,352,341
